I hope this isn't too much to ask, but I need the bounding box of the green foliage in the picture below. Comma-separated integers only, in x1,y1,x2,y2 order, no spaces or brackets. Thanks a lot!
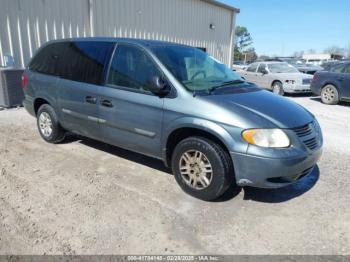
234,26,256,62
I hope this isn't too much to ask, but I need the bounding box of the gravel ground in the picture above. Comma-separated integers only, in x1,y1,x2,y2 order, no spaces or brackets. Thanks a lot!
0,96,349,255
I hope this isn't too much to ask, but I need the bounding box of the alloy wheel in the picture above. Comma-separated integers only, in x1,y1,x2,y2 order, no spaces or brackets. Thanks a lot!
38,112,53,137
322,86,336,103
179,150,213,190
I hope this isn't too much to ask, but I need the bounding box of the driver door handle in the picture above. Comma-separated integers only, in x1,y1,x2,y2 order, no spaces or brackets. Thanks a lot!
100,99,113,108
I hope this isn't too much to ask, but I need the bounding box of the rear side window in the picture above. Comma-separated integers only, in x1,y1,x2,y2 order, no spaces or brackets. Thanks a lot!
107,44,161,91
257,63,267,73
247,63,258,72
29,43,66,75
342,64,350,74
57,41,114,85
331,64,346,73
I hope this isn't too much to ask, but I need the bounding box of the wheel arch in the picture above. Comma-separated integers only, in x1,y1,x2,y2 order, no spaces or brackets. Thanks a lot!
34,97,51,115
162,119,239,168
321,82,341,96
271,79,282,88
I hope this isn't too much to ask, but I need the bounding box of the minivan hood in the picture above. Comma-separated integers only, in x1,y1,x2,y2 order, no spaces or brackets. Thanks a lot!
203,89,313,129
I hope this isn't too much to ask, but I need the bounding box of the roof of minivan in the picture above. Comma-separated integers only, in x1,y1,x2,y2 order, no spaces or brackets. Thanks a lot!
254,61,289,65
48,37,190,48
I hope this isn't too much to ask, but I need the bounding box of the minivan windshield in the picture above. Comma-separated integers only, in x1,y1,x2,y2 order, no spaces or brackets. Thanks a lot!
268,63,300,73
150,45,243,93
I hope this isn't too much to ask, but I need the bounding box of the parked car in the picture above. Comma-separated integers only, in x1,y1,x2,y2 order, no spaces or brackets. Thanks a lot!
296,63,324,75
239,62,313,95
268,57,323,75
311,62,350,105
320,60,349,71
22,38,323,201
232,61,248,72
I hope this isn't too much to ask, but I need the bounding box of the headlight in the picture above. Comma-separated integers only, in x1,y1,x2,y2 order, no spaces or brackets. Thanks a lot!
285,80,295,84
242,129,290,148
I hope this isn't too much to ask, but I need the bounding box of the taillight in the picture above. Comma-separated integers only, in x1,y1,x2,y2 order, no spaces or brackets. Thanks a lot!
312,74,317,83
21,73,27,90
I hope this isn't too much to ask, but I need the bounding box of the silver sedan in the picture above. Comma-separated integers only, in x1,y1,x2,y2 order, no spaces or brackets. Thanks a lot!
239,62,313,95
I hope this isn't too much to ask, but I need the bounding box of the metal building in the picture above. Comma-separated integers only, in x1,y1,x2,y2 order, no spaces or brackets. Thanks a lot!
0,0,239,68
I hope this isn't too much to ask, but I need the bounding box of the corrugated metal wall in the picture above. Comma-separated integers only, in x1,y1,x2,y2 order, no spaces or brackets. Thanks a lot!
0,0,236,68
0,0,91,68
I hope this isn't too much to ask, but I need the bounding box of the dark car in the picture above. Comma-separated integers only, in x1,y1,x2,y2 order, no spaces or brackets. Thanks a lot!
311,62,350,105
22,37,323,201
321,60,350,71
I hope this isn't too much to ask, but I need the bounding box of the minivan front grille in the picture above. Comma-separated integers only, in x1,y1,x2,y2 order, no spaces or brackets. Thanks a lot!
292,122,320,151
292,123,312,137
303,137,318,150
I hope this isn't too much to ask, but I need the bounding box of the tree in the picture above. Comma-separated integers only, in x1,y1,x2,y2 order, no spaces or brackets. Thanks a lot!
234,26,254,61
245,47,258,62
324,45,346,55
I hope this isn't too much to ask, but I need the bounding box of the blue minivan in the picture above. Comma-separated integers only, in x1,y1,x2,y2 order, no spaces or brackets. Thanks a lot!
23,38,323,200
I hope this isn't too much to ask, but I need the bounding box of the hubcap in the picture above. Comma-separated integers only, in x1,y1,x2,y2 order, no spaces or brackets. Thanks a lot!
179,150,213,190
39,112,53,137
322,86,336,102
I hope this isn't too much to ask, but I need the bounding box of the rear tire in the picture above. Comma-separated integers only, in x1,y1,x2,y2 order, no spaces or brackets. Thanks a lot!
321,84,339,105
272,81,285,96
171,137,235,201
37,104,66,143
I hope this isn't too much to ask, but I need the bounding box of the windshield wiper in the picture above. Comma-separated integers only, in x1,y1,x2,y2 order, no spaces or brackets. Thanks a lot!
208,79,245,93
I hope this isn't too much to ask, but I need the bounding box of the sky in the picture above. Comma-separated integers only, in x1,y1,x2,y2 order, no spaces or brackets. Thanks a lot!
219,0,350,56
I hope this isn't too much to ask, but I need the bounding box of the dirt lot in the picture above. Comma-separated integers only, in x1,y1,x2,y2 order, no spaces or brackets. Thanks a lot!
0,96,349,255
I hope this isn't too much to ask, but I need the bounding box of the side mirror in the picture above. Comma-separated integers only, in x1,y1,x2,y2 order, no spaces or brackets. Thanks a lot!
261,69,268,75
148,76,171,96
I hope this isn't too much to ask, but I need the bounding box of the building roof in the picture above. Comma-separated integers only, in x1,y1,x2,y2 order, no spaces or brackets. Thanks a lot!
201,0,240,13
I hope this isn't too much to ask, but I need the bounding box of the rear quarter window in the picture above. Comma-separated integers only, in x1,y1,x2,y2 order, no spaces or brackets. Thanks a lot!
28,42,66,75
57,41,115,85
330,64,346,73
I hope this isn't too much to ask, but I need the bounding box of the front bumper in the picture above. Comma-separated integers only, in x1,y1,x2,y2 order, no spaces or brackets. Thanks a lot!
230,147,322,188
283,83,312,93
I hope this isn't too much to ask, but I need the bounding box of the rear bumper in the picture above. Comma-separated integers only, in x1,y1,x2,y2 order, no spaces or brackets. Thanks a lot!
230,147,322,188
310,83,321,96
23,96,35,117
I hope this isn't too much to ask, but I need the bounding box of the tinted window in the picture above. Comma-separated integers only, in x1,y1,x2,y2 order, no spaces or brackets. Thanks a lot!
247,63,258,72
57,41,114,85
107,45,161,91
331,64,346,73
257,63,267,73
342,64,350,74
29,43,66,75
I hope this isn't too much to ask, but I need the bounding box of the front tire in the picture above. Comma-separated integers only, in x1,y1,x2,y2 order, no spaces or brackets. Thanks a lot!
37,104,66,143
321,84,339,105
272,81,285,96
171,137,234,201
